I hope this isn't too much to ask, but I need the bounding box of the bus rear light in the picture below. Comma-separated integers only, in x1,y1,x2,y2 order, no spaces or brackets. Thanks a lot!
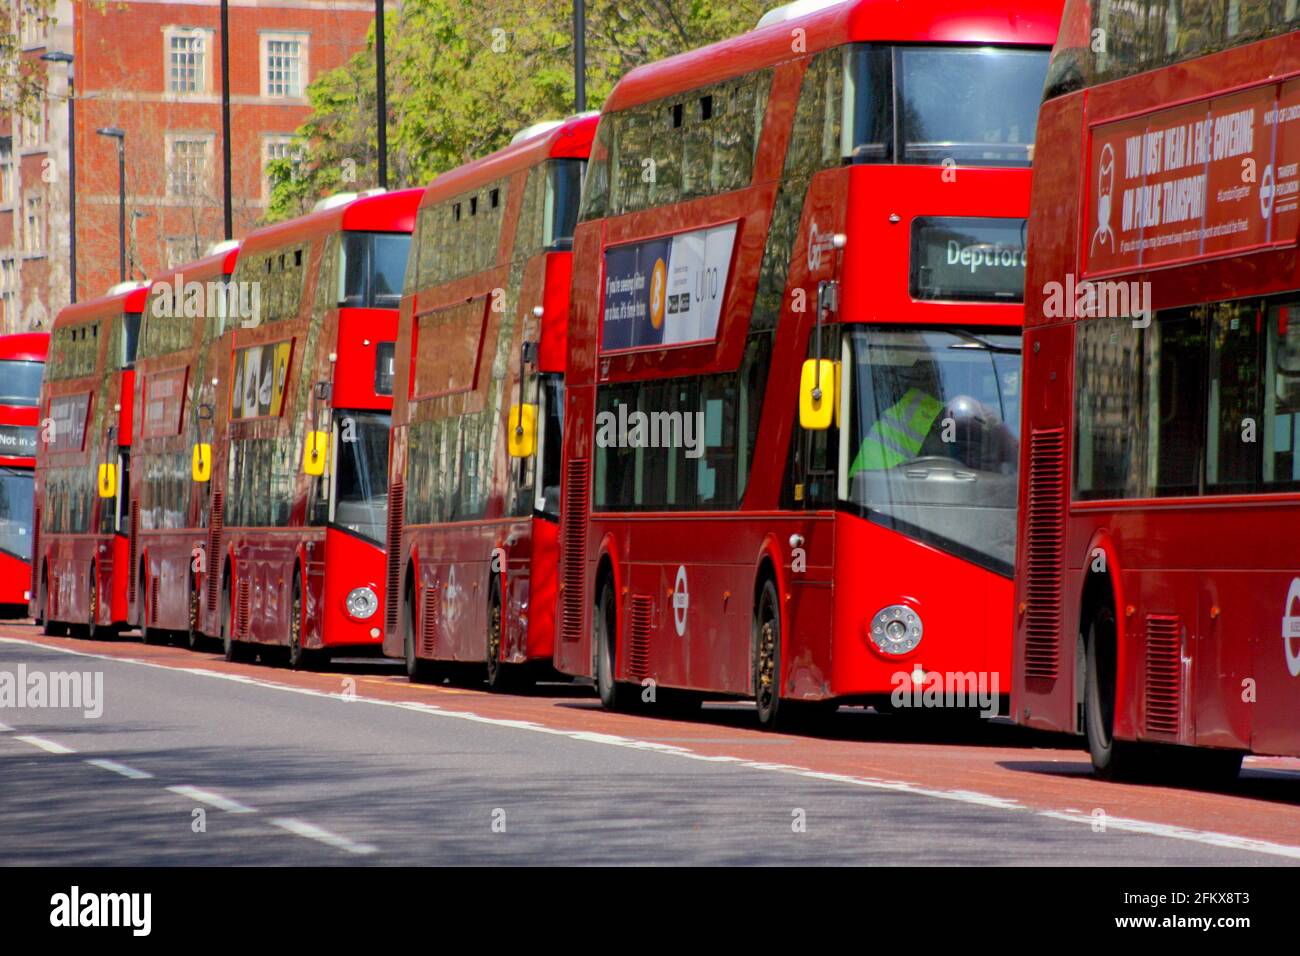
866,604,922,657
345,586,379,620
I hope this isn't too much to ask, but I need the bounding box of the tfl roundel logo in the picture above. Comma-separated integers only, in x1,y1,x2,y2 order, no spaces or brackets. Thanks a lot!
1283,577,1300,678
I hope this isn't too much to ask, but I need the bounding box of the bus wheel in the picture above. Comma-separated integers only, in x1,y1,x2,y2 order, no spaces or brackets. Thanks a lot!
404,587,441,684
595,577,629,711
1084,602,1139,779
286,574,315,671
485,579,516,692
185,578,203,651
220,574,249,663
39,569,67,637
754,578,783,730
85,565,104,641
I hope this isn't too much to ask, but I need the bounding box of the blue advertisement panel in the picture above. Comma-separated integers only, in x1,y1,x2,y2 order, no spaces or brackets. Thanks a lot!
601,223,737,352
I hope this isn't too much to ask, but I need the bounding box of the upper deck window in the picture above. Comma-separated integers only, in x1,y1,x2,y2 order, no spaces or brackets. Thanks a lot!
895,47,1046,168
1045,0,1300,99
339,231,411,309
0,360,43,406
48,321,99,382
415,176,509,288
579,69,773,221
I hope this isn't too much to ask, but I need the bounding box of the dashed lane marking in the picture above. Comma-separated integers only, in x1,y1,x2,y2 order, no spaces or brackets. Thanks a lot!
14,734,75,754
166,785,256,814
86,758,154,780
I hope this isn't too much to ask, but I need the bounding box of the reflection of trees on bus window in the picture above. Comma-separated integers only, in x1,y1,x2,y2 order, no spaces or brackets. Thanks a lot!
0,360,43,406
331,411,390,544
1075,297,1300,499
0,467,34,559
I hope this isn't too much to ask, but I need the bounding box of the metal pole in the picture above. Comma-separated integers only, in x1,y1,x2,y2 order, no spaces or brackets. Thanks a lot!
117,138,125,283
375,0,387,189
574,0,586,113
220,0,233,239
67,72,76,303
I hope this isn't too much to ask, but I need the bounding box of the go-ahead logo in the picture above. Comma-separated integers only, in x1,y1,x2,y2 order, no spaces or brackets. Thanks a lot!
1284,578,1300,677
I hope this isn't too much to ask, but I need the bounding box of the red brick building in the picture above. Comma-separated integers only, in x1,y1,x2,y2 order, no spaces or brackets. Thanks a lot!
1,0,378,332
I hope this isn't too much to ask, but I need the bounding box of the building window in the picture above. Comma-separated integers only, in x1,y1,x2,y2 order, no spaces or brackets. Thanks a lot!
22,192,45,255
165,29,210,95
19,100,45,149
262,34,307,98
0,139,12,206
164,236,202,269
261,135,301,202
166,135,213,198
20,7,48,47
0,258,16,328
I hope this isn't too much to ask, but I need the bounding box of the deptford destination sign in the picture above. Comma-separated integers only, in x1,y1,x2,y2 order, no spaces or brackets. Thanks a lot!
601,222,737,352
1086,79,1300,276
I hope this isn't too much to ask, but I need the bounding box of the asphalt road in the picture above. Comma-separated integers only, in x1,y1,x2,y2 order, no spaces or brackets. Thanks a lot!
1,627,1297,865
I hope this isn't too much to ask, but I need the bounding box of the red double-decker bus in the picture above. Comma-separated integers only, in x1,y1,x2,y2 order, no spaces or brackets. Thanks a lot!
1014,2,1300,779
205,189,420,667
385,114,595,688
557,0,1057,725
33,283,147,637
129,242,240,647
0,332,49,616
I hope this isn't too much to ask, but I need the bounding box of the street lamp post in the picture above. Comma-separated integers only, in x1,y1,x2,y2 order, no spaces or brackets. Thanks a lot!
219,0,233,240
96,127,126,284
574,0,586,112
376,0,387,189
40,51,75,304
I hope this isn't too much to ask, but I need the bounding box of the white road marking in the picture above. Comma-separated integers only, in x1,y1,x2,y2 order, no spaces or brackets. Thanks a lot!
86,758,153,780
0,720,12,732
14,734,75,754
270,818,377,856
1039,810,1300,861
166,785,256,814
5,634,1299,861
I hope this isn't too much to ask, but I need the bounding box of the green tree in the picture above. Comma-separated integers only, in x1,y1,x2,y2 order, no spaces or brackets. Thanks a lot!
267,0,767,221
1,1,61,117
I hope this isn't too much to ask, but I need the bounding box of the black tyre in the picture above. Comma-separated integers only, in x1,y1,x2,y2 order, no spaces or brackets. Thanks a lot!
286,572,314,670
1084,602,1140,779
185,577,203,650
84,564,104,640
754,578,784,729
594,577,630,710
220,574,248,663
39,569,67,637
485,578,520,692
404,587,441,684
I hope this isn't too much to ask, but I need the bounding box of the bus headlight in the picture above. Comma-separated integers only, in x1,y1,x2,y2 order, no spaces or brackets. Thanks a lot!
346,586,379,621
867,604,922,656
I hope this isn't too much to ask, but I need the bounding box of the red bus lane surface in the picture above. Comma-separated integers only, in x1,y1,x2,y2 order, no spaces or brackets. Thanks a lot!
7,624,1297,859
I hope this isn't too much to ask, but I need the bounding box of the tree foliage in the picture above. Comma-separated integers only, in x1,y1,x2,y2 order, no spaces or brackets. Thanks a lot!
267,0,768,221
1,1,61,117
